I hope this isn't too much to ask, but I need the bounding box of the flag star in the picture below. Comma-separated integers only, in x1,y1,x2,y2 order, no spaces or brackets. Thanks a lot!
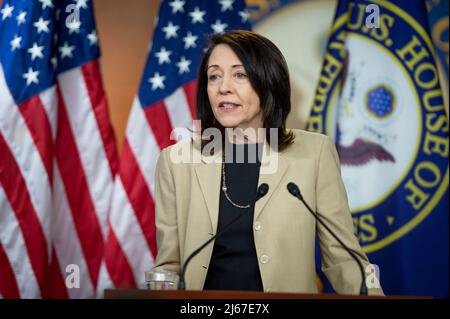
38,0,54,10
183,32,198,49
162,21,179,39
28,42,45,60
10,35,22,51
211,20,228,34
76,0,88,9
67,20,82,34
59,42,75,59
155,47,172,65
189,6,206,24
219,0,234,12
176,56,191,74
169,0,185,14
87,30,98,46
149,72,166,90
23,67,40,86
238,10,250,23
1,3,14,20
34,17,50,34
16,10,27,25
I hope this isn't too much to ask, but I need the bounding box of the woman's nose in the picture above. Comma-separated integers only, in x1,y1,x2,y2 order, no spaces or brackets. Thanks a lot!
219,75,232,94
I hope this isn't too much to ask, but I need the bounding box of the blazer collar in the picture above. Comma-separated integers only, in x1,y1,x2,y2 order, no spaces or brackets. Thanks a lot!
194,139,289,234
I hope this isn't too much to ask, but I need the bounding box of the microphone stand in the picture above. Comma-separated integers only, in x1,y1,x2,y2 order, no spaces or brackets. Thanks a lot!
287,182,368,295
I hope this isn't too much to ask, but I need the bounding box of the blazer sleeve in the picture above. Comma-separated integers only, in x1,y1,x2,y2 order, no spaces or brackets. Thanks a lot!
152,147,181,274
316,135,384,296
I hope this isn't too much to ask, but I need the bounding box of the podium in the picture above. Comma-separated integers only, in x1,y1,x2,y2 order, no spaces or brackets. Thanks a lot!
104,289,426,299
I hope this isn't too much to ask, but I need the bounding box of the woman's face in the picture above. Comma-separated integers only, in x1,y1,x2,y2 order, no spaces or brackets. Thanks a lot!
207,44,263,133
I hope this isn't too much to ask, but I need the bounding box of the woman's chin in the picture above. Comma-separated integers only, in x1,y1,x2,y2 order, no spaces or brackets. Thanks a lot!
216,119,241,129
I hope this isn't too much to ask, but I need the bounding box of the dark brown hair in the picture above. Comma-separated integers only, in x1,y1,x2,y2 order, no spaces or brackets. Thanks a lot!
196,30,294,152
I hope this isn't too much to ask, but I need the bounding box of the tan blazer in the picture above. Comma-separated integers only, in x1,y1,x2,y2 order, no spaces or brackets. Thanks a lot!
153,129,383,295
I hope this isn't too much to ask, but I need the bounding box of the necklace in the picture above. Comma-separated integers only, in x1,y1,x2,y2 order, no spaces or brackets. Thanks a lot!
221,160,251,209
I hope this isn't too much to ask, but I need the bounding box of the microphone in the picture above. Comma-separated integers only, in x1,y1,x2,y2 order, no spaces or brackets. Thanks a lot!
286,182,368,295
178,183,269,290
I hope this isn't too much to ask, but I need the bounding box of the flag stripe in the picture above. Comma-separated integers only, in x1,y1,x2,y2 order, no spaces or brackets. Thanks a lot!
55,87,103,289
126,100,161,196
0,224,20,299
0,185,41,299
38,87,58,141
0,65,52,250
80,60,118,178
120,140,157,257
18,96,54,187
52,166,95,298
32,90,61,302
96,260,114,296
182,80,197,119
104,227,137,288
164,87,195,138
58,68,113,238
144,100,175,150
0,136,47,297
45,246,69,299
109,177,155,286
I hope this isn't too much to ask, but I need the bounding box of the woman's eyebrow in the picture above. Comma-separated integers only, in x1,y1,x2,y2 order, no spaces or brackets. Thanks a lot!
207,65,219,70
207,64,244,70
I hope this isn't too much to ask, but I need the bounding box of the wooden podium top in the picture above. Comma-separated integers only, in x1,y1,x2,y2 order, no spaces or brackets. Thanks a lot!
104,289,429,299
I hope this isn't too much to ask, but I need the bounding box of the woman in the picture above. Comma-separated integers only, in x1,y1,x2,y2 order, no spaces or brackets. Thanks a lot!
153,30,383,295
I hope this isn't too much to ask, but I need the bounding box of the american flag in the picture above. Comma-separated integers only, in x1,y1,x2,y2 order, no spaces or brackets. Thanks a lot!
99,0,251,291
0,0,118,298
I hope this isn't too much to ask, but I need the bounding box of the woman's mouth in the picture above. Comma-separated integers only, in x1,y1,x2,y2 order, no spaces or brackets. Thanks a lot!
219,102,240,112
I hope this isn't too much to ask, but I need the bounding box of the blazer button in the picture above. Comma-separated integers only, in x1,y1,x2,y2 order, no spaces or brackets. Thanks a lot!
260,254,269,264
254,222,262,231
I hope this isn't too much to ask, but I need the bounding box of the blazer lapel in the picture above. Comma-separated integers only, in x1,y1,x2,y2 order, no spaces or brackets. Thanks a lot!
194,150,222,234
254,141,290,221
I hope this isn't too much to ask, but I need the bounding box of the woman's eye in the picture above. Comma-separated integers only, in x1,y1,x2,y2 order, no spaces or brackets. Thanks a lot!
208,74,219,81
234,72,248,79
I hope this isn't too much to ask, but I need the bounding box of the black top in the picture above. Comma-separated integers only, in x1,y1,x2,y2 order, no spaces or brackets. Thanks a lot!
203,143,264,291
